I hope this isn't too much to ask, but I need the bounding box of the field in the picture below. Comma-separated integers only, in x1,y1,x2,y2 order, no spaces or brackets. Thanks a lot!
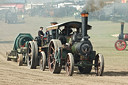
0,16,128,85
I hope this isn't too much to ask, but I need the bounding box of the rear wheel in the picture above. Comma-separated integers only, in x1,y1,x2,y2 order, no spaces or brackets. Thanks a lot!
95,53,104,76
115,40,126,51
17,54,23,66
27,41,36,69
40,51,46,71
48,39,62,73
65,53,74,76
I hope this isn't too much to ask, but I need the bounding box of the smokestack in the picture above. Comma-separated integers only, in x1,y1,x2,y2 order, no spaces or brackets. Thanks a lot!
120,22,124,39
81,10,88,40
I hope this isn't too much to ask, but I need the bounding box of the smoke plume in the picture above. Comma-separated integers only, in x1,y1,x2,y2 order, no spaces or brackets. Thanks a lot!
83,0,105,12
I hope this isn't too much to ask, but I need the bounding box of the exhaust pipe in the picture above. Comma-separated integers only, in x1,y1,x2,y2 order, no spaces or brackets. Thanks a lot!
119,22,124,39
81,10,89,40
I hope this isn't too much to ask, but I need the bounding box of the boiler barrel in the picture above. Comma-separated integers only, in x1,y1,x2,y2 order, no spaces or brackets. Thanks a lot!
71,41,92,55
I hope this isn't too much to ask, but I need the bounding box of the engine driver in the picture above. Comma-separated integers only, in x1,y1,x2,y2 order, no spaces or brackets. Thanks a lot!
38,27,44,38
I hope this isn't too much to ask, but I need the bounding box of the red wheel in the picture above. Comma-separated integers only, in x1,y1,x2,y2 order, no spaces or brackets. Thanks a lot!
115,40,127,51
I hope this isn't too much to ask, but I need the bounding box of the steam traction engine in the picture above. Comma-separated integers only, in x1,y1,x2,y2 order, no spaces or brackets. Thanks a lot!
6,33,33,66
28,10,104,76
115,22,128,51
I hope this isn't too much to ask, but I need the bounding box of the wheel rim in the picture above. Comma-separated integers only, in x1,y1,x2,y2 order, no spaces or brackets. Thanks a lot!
28,43,32,66
33,41,38,66
48,41,56,72
97,56,101,75
65,53,74,76
40,55,43,69
40,51,46,71
115,40,126,51
95,54,104,76
48,40,62,73
66,54,71,75
27,41,35,69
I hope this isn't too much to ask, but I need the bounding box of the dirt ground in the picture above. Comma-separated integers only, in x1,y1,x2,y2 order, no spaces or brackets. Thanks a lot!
1,16,128,85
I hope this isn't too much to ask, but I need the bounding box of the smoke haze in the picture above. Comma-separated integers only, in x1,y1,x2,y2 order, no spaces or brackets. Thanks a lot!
83,0,105,12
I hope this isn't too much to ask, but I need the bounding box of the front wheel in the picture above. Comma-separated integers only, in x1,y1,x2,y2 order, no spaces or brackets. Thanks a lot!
40,51,46,71
65,53,74,76
95,53,104,76
115,40,127,51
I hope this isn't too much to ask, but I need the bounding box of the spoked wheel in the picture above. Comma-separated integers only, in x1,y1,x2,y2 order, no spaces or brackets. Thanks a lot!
115,40,127,51
65,53,74,76
33,41,39,66
17,54,23,66
95,53,104,76
48,39,62,74
27,41,36,69
40,51,46,71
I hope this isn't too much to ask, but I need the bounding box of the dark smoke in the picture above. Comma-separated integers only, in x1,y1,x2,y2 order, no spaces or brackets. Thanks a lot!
83,0,105,12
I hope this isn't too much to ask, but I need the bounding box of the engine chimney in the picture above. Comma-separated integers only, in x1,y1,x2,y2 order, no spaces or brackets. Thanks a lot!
119,22,124,39
81,10,88,40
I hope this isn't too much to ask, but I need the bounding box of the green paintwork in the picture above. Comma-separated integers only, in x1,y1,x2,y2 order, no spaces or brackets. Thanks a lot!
62,50,67,59
71,43,77,54
8,33,33,59
54,47,62,65
13,33,33,50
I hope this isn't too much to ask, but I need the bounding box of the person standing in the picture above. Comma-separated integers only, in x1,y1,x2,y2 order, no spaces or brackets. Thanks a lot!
38,27,44,37
38,27,44,47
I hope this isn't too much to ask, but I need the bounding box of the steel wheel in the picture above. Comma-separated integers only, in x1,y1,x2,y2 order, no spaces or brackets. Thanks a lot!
17,54,23,66
33,41,39,66
40,51,46,71
48,39,62,73
65,53,74,76
95,53,104,76
27,41,36,69
115,40,127,51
